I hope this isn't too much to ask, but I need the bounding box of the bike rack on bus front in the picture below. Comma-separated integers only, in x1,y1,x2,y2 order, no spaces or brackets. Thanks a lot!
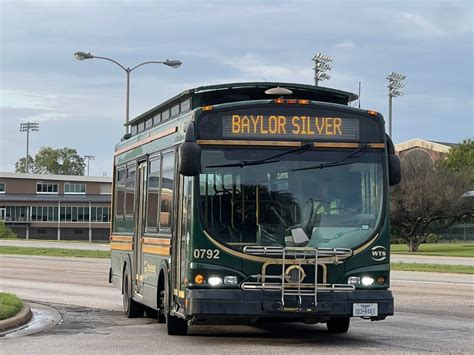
241,246,354,311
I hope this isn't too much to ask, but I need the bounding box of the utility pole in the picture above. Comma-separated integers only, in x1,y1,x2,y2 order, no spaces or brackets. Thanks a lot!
84,155,95,176
386,72,406,137
19,122,39,173
313,53,333,86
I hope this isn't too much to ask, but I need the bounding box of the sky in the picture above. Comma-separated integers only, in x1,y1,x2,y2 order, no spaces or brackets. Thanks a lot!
0,0,473,176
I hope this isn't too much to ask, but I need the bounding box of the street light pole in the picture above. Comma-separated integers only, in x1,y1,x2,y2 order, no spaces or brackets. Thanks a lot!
19,122,39,173
386,72,406,137
74,51,182,135
84,155,95,176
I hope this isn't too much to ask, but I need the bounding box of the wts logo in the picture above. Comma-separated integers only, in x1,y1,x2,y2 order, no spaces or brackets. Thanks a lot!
371,246,387,261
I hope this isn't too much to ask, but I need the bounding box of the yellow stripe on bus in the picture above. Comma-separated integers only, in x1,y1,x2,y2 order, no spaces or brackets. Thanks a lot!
111,242,133,251
110,235,133,242
142,245,171,256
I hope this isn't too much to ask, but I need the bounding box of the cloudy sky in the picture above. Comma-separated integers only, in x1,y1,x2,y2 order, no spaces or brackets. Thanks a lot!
1,0,472,176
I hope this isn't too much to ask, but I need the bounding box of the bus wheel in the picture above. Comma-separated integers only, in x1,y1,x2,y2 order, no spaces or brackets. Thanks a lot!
158,290,166,324
166,313,188,336
326,317,350,333
123,274,143,318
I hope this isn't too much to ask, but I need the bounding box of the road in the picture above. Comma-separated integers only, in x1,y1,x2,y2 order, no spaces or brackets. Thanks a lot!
1,254,473,354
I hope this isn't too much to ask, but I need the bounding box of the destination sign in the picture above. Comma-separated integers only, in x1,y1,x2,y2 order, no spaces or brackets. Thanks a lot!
222,114,359,140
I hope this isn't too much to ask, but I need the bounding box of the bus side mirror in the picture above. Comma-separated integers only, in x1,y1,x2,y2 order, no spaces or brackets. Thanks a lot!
179,142,201,176
388,154,401,186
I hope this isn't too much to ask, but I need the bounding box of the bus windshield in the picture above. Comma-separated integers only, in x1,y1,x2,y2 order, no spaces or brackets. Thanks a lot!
199,147,384,251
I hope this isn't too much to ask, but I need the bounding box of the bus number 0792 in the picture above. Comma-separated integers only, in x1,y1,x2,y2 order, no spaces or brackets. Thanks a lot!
193,249,220,259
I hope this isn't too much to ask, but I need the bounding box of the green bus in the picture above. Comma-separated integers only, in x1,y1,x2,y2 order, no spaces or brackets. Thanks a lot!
109,82,401,335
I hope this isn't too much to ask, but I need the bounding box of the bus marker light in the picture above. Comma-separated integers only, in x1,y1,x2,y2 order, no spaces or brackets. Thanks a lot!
208,276,222,286
274,98,285,104
377,276,386,285
298,99,309,104
361,276,375,286
286,99,297,104
224,276,238,285
367,110,378,116
195,274,204,284
202,105,213,111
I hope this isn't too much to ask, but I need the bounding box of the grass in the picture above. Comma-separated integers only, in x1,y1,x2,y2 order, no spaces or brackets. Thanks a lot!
0,292,23,321
391,262,474,274
391,243,474,257
0,246,111,259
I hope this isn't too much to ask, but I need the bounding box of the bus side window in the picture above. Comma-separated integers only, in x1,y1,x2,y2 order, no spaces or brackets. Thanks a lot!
124,164,136,233
160,152,175,230
114,167,126,232
146,157,161,233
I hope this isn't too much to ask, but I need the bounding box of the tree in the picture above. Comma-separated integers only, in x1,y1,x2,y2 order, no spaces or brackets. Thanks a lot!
0,221,16,238
391,146,473,252
442,139,474,183
14,155,35,173
14,147,86,175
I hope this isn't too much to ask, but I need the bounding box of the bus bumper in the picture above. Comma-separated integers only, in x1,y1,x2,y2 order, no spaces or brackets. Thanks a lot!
186,289,393,319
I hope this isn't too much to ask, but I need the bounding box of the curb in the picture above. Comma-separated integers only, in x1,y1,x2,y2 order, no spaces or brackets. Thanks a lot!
0,303,32,331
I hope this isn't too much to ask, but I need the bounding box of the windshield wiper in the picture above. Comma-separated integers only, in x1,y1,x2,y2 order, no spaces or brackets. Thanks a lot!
206,143,312,168
292,144,369,172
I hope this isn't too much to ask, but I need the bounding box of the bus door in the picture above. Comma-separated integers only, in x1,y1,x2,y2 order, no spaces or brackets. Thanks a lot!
135,161,148,296
172,174,191,306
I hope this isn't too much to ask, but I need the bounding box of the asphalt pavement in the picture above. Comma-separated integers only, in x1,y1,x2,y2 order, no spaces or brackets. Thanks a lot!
0,255,473,353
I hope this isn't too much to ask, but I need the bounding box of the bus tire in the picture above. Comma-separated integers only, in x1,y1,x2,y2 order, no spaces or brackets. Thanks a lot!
166,313,188,336
163,273,188,335
123,273,143,318
158,290,166,324
326,317,350,333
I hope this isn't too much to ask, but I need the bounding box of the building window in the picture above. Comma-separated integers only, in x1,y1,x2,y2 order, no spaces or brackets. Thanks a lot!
65,183,86,194
100,183,112,195
131,125,138,135
0,182,5,193
37,182,59,194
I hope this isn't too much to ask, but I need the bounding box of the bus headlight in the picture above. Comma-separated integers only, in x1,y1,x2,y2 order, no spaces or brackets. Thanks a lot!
224,276,238,285
208,276,223,286
361,276,375,286
348,276,360,285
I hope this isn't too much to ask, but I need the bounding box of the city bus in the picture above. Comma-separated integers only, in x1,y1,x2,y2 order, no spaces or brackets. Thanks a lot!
109,82,401,335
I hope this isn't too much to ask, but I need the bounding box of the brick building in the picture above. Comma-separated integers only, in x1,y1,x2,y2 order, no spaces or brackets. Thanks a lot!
395,138,456,163
0,172,112,241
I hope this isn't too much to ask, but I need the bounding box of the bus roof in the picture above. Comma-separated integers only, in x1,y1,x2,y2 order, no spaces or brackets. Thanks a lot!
126,82,358,127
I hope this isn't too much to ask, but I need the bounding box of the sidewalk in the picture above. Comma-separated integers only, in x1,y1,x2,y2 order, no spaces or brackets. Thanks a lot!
0,239,110,251
392,254,473,266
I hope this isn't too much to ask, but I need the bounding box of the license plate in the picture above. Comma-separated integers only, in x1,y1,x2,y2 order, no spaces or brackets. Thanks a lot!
353,303,378,317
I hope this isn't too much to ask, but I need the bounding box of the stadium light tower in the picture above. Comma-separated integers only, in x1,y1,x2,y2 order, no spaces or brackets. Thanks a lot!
84,155,95,176
387,72,406,137
313,53,333,86
74,51,182,135
19,122,39,173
